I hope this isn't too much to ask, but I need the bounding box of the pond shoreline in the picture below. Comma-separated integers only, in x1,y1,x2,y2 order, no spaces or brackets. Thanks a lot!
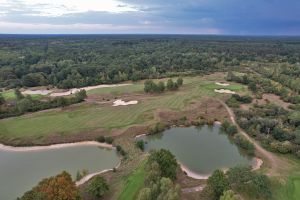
180,157,263,180
0,141,114,152
136,123,264,180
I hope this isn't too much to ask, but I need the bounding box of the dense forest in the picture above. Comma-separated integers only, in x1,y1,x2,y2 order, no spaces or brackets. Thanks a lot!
0,35,300,89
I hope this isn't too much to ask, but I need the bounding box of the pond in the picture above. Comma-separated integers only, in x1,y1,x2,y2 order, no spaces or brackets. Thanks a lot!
140,125,254,178
0,144,119,200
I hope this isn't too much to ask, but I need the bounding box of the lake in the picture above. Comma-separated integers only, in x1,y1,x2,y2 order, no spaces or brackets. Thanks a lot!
140,125,254,177
0,144,119,200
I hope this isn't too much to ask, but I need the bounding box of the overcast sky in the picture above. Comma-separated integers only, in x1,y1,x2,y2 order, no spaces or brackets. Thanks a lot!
0,0,299,35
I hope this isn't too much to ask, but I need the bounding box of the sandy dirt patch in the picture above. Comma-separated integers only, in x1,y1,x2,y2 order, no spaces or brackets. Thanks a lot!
252,157,263,171
180,163,210,180
214,89,236,94
76,162,121,186
112,99,138,106
0,141,113,152
215,82,230,86
22,90,52,95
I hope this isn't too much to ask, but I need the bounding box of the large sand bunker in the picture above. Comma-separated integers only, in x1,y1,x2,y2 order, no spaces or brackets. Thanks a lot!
214,89,236,94
113,99,138,106
22,83,132,97
215,82,230,86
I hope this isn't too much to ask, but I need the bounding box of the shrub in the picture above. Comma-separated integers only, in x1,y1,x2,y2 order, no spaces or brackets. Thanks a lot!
222,121,238,136
176,77,183,86
97,136,105,143
135,140,145,151
227,166,271,199
105,137,114,144
149,122,166,134
233,134,255,155
86,176,109,199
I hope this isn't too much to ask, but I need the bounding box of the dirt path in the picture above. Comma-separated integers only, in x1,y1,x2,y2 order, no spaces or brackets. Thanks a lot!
218,100,285,175
182,185,204,193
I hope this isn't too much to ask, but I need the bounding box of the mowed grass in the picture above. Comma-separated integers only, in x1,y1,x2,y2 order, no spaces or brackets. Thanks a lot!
87,83,144,95
274,175,300,200
117,161,146,200
0,74,246,140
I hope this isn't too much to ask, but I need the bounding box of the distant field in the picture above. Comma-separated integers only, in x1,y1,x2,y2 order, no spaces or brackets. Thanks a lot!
0,74,247,141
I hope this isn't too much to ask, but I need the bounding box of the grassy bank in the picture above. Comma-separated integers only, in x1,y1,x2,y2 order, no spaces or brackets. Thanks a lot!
117,161,146,200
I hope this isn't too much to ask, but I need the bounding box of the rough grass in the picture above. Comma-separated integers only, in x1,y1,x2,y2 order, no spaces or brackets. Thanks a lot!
1,90,16,100
0,90,42,101
0,74,246,141
117,161,146,200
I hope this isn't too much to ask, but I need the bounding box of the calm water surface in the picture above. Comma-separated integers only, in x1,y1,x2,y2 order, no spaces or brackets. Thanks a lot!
142,125,253,175
0,145,119,200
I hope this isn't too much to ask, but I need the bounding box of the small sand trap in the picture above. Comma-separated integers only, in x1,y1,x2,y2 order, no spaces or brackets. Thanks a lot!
215,82,230,86
214,89,236,94
22,90,52,95
113,99,138,106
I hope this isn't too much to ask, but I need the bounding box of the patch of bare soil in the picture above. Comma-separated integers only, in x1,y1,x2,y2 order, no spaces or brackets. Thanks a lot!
155,98,230,126
261,93,292,110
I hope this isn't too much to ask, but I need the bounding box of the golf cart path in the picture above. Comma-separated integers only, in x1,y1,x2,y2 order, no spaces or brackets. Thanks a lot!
218,100,286,175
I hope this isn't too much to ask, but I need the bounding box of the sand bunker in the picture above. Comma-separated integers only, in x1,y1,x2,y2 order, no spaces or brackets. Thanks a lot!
215,82,230,86
50,83,132,97
113,99,138,106
22,84,132,97
214,89,236,94
22,90,52,95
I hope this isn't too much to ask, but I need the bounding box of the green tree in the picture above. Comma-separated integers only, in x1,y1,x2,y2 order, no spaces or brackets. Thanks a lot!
248,82,257,92
0,93,5,105
227,166,271,199
15,88,24,100
148,149,178,180
137,188,152,200
220,190,239,200
157,81,166,92
207,170,229,199
86,176,109,199
75,90,87,102
176,77,183,86
157,177,181,200
166,79,174,90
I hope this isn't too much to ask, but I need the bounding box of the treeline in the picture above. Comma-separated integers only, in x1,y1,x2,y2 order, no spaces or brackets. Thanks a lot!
1,35,300,89
144,78,183,93
0,89,86,119
200,166,271,200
